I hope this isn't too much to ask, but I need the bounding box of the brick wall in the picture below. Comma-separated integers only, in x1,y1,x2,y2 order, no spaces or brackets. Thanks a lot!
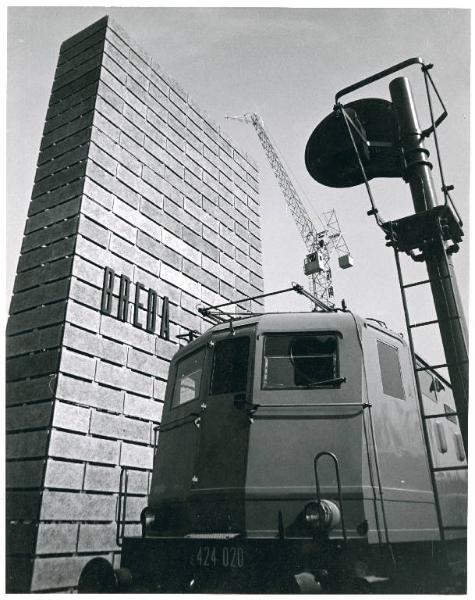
6,16,263,592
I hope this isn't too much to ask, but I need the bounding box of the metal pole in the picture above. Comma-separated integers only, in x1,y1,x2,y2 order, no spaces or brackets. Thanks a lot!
389,77,469,453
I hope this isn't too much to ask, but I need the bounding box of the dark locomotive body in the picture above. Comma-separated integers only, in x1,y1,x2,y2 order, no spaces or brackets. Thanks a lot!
84,311,467,593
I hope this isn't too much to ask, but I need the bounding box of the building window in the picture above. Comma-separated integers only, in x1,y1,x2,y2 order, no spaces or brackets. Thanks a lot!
210,336,250,395
263,334,339,389
172,348,205,407
377,340,405,400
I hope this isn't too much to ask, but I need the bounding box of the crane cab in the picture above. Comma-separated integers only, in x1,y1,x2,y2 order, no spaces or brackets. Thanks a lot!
304,251,323,275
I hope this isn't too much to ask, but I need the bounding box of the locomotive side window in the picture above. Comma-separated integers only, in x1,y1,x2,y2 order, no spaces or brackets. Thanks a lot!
210,336,250,395
172,348,205,407
262,334,338,389
377,340,405,400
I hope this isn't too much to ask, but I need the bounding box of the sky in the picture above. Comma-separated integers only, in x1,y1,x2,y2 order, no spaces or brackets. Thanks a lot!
6,6,470,370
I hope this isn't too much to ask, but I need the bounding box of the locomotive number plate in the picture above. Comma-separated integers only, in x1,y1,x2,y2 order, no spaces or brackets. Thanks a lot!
193,545,245,569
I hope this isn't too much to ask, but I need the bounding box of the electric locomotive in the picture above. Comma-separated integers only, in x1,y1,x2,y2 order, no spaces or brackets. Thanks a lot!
79,308,467,593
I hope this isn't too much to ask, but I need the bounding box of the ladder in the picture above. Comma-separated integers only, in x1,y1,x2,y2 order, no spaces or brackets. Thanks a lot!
390,222,467,548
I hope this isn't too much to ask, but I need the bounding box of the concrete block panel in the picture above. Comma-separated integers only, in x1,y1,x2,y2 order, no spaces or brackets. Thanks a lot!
6,557,34,593
60,348,97,380
56,374,124,413
44,459,85,490
84,464,120,493
6,402,53,432
53,401,91,434
66,300,101,332
69,277,103,309
95,361,153,396
7,491,43,520
7,523,38,555
17,238,76,272
77,523,119,552
6,323,63,357
7,431,49,460
48,430,120,465
63,321,128,365
31,555,91,591
25,197,81,233
36,523,79,554
28,180,85,216
124,393,164,422
6,377,54,407
120,442,154,470
6,461,46,489
90,410,150,443
21,217,79,253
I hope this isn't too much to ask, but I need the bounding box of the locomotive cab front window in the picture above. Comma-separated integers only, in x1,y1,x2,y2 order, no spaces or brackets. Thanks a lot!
210,336,250,395
172,347,206,407
263,334,340,389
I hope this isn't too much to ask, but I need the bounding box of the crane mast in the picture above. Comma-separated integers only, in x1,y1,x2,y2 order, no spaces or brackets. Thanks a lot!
227,112,352,307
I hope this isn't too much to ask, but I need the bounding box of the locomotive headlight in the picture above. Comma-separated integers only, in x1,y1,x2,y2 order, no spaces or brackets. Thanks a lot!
304,500,341,532
304,501,321,529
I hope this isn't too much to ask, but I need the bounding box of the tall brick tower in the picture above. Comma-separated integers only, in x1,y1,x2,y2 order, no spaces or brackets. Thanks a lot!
6,16,263,592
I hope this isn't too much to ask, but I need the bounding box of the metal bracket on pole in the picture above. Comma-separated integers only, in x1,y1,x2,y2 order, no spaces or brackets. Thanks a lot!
334,57,447,138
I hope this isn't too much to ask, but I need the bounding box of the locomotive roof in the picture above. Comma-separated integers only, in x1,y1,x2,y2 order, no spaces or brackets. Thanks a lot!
177,310,405,357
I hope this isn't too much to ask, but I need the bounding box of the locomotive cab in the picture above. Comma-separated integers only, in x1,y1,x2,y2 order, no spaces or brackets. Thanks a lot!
113,311,466,593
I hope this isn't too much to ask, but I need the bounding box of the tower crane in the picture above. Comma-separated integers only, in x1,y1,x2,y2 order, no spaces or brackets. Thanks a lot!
226,113,353,307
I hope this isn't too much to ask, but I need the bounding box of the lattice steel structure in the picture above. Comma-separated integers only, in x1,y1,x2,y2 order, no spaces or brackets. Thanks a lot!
228,113,352,307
